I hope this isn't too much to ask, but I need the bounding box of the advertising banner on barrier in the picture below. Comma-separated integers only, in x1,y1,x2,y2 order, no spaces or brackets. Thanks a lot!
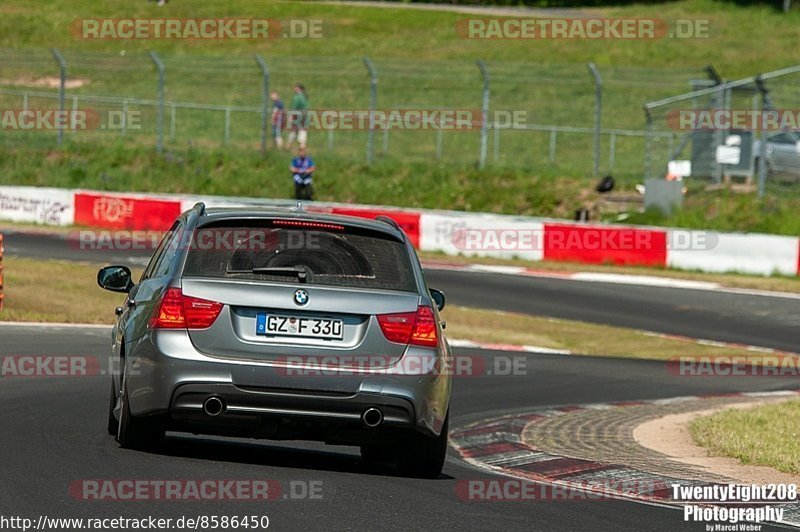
0,186,75,226
420,212,545,261
74,191,182,231
543,223,668,267
1,185,798,277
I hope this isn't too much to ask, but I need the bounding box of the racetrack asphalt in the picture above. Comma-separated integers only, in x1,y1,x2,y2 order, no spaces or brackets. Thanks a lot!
1,230,799,530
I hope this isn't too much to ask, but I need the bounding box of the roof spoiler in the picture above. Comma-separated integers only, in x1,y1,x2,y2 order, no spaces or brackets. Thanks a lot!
375,215,401,231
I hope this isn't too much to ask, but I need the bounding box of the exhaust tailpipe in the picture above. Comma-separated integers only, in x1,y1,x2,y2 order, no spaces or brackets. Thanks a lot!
361,407,383,428
203,396,226,417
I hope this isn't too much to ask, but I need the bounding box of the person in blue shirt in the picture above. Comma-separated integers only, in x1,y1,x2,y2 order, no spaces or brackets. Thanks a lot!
290,145,316,200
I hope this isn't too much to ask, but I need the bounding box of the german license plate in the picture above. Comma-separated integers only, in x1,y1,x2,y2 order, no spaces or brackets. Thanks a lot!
256,313,343,340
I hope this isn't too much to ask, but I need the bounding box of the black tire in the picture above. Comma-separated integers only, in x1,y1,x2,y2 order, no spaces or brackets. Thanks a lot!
116,381,163,450
395,413,449,479
107,379,119,436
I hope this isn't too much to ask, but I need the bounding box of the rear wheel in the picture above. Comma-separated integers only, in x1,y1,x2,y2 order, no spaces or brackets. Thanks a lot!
116,381,163,450
395,413,449,479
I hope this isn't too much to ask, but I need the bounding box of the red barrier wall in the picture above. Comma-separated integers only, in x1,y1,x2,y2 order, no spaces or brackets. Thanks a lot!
74,193,182,231
543,223,667,267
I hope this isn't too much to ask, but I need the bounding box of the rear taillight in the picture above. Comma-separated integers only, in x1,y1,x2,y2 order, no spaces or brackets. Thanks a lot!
410,306,438,347
378,306,438,348
183,294,224,329
149,288,185,329
377,311,416,344
149,288,222,330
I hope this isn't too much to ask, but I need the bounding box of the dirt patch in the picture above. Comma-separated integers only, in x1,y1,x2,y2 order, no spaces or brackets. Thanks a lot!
0,76,89,89
634,398,800,485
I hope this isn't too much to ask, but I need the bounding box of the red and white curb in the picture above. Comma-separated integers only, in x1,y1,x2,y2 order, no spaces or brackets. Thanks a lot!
448,339,571,355
449,390,800,526
452,327,800,359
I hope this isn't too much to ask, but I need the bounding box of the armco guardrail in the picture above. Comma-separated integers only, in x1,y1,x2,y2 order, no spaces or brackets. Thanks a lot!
1,185,799,278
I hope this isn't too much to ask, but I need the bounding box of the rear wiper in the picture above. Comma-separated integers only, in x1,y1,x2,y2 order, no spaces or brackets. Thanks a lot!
227,266,309,283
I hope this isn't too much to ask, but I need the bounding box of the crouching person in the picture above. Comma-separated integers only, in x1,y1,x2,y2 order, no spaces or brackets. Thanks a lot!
290,145,316,200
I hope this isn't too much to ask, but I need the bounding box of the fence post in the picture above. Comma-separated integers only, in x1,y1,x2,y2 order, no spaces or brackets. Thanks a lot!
121,99,128,137
588,63,602,177
549,129,557,163
148,51,165,154
51,48,67,146
71,96,78,136
493,125,500,162
363,57,377,165
476,60,490,169
224,108,231,145
608,132,616,171
254,54,269,156
755,77,769,198
643,107,654,180
436,115,444,161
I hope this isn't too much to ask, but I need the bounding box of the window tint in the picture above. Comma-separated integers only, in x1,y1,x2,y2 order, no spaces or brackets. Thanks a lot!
183,223,416,292
769,132,798,145
140,221,183,281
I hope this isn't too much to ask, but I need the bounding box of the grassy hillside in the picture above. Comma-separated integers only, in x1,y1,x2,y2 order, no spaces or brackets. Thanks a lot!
1,0,800,233
1,0,797,74
4,140,800,235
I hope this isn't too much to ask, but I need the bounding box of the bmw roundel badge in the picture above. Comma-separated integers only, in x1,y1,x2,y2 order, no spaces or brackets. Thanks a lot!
294,289,309,306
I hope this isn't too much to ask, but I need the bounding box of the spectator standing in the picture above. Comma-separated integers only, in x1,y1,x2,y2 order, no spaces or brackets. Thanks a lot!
270,91,286,150
287,83,309,149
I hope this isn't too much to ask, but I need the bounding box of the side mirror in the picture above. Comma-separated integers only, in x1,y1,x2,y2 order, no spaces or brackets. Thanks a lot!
97,265,134,293
429,288,446,311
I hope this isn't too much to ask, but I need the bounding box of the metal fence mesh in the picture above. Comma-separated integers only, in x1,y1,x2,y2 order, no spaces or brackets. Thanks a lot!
0,48,733,178
643,65,800,194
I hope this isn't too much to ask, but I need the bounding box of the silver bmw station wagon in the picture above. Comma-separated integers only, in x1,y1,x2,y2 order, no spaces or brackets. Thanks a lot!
98,203,452,478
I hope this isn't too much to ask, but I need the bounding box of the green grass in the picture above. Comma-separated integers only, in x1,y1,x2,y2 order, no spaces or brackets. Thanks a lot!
1,0,797,73
4,140,800,235
0,256,133,323
690,399,800,476
0,141,607,215
2,0,800,233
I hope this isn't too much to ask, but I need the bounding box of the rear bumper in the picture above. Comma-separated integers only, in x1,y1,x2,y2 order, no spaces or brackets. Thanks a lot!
168,383,416,444
125,330,450,438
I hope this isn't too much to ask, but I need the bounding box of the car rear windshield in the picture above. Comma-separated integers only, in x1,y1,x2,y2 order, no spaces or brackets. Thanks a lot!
182,220,417,292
